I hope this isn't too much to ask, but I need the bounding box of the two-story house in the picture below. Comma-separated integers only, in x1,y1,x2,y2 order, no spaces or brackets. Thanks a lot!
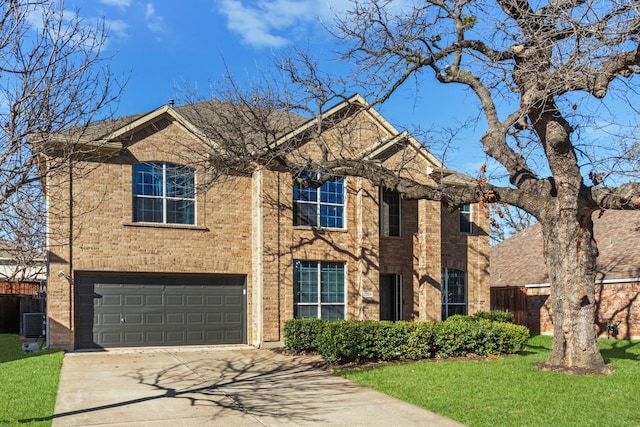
43,94,489,350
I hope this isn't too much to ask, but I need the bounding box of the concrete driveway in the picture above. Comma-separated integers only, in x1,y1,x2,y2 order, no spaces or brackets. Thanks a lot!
53,346,465,427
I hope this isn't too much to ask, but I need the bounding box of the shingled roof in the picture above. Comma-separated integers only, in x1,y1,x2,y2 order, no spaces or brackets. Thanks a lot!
490,210,640,286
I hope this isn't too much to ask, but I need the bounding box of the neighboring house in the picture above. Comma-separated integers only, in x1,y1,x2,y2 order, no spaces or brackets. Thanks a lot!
491,210,640,339
43,94,490,350
0,239,46,334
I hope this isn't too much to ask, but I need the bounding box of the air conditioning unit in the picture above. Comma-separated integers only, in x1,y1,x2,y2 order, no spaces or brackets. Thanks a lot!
23,313,46,338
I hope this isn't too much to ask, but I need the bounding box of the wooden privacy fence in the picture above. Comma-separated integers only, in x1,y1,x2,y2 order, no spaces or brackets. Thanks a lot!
490,286,528,327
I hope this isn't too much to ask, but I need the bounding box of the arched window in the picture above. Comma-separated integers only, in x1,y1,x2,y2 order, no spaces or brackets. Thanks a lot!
132,162,195,225
441,268,467,319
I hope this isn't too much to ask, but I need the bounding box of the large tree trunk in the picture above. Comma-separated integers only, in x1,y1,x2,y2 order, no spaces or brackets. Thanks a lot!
538,213,611,374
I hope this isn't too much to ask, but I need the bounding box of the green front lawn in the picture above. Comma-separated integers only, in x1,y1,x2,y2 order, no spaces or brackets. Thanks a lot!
0,334,64,427
336,335,640,427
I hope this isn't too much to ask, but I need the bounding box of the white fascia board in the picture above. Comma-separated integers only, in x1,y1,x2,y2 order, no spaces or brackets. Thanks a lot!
272,94,394,149
101,105,215,147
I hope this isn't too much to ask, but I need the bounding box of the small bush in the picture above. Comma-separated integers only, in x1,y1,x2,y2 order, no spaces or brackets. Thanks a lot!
405,321,436,360
283,318,325,353
473,310,515,323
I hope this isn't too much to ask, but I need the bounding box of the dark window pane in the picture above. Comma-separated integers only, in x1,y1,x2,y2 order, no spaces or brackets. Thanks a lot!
460,204,472,233
321,305,344,321
448,305,467,316
294,202,318,226
295,305,318,319
133,197,163,223
166,200,195,225
381,188,400,237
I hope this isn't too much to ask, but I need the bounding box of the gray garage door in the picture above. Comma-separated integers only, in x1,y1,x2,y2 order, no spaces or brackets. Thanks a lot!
75,272,246,349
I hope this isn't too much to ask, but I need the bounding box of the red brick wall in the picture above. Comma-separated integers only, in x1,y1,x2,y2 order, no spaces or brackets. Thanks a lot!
526,283,640,339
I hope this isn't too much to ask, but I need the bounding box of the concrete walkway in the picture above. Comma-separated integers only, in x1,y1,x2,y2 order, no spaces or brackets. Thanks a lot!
53,346,466,426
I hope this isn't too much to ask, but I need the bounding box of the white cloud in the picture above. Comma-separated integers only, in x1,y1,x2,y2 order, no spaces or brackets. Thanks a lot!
217,0,343,49
105,19,128,39
99,0,132,10
145,3,165,33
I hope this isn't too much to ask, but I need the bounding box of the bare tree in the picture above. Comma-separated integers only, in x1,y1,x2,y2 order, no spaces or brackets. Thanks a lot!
489,205,536,244
0,0,118,277
330,0,640,374
179,1,640,373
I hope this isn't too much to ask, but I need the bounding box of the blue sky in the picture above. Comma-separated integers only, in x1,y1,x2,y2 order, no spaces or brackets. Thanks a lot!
59,1,640,182
65,0,490,174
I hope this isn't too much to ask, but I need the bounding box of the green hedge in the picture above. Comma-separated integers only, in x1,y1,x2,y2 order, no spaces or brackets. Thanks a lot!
283,315,529,364
283,318,325,353
473,310,515,323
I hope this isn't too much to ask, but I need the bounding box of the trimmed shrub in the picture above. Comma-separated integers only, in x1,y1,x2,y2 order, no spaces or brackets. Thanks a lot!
283,318,325,353
283,316,529,365
473,310,515,323
405,321,436,360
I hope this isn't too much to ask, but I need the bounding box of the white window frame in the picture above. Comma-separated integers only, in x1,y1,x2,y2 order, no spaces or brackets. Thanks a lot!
293,176,346,229
293,260,346,321
132,162,196,225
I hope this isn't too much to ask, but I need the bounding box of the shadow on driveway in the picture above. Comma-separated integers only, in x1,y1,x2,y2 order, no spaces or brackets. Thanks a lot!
51,347,465,426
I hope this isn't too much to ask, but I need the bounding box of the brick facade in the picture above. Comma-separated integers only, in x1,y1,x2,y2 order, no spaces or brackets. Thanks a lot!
45,97,490,349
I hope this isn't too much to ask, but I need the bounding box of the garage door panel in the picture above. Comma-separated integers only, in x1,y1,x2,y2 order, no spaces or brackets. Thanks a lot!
145,295,163,305
146,313,163,324
124,295,143,306
75,273,246,349
166,295,184,306
187,313,204,324
101,295,122,306
187,295,204,305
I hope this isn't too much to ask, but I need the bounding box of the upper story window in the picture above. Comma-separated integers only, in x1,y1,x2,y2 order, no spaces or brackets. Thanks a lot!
380,188,401,237
132,162,195,225
293,175,345,228
459,204,472,233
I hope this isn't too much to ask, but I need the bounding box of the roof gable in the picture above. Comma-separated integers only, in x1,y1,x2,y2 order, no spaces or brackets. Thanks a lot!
274,94,443,170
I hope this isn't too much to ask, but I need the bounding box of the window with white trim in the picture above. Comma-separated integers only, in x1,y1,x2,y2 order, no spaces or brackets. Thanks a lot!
380,188,401,237
294,260,345,321
293,175,345,228
132,162,195,225
441,268,467,319
459,204,472,233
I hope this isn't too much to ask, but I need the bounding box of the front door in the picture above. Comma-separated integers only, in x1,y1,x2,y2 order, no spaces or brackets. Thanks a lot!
380,274,402,321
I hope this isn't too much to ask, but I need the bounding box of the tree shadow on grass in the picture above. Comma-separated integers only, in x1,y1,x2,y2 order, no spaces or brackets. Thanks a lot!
600,340,640,364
